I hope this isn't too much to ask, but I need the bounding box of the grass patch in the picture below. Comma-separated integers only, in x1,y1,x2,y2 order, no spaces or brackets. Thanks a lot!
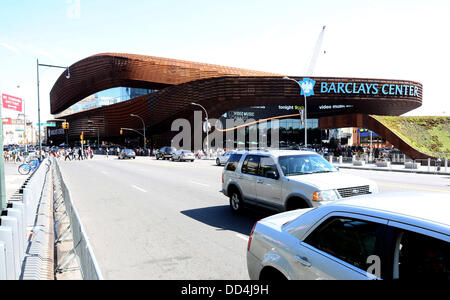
373,116,450,159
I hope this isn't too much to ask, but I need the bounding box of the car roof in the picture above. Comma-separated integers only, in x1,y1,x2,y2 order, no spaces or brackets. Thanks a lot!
329,192,450,228
232,149,318,157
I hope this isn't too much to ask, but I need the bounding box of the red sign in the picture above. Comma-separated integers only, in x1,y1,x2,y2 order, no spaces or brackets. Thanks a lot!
2,118,12,125
2,94,23,112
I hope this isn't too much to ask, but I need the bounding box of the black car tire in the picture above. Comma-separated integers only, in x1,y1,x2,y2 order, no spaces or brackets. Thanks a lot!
230,191,244,213
216,158,221,166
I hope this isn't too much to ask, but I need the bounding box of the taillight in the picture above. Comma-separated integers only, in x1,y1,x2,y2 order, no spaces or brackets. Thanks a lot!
222,173,224,183
247,222,258,251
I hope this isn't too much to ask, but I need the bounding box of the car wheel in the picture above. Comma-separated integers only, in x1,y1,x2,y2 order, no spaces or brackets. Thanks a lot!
216,158,221,166
230,191,244,213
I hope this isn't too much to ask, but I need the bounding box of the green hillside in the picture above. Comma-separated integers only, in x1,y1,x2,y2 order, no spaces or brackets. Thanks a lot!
373,116,450,159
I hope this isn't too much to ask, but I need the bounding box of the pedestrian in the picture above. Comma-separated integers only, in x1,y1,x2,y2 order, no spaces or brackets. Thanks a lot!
78,148,83,160
106,148,109,158
64,149,72,161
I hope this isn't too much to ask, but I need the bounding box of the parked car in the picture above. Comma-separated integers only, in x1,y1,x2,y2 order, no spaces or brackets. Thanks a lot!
216,151,236,166
119,149,136,159
171,150,195,162
156,146,177,160
222,150,378,213
247,192,450,280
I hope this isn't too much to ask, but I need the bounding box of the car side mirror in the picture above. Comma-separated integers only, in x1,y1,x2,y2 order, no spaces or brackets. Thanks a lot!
266,171,279,180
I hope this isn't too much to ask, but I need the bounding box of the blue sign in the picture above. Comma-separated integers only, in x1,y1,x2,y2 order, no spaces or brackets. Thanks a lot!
298,78,316,97
320,82,419,97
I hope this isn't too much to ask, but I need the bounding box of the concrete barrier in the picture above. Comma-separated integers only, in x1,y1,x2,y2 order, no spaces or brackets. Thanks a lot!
0,217,20,279
0,242,6,280
376,161,391,167
405,162,420,169
353,160,365,166
2,208,25,262
0,158,53,280
0,226,15,280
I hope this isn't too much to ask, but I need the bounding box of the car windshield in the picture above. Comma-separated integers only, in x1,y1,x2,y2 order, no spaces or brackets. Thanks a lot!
278,154,337,176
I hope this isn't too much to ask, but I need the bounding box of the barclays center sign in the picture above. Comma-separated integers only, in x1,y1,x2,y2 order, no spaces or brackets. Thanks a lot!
297,78,420,98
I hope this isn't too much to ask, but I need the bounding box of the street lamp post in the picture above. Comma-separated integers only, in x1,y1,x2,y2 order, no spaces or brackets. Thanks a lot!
37,59,70,159
283,77,308,147
130,114,146,152
191,102,209,158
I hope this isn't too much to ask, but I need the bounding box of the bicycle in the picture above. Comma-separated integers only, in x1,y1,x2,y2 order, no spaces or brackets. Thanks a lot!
18,158,40,175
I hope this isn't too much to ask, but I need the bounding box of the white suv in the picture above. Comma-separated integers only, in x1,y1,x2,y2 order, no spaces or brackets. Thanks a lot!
221,150,378,213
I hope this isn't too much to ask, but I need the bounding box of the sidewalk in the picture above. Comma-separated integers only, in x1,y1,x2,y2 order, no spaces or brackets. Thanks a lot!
333,161,450,175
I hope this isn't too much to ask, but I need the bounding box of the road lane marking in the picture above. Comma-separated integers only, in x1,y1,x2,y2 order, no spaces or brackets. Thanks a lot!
132,185,147,193
189,181,210,187
378,183,450,193
236,234,248,241
101,171,109,175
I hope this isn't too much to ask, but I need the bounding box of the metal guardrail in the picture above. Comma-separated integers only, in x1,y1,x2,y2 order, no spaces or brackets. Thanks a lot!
51,158,103,280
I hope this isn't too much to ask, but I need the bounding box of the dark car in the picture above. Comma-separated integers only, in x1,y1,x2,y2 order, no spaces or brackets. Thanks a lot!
156,146,177,160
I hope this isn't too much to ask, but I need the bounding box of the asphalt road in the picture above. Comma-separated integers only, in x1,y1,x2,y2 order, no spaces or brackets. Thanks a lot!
58,156,450,280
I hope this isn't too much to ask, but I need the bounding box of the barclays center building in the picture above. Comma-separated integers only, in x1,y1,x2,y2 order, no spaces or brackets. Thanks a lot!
48,53,426,159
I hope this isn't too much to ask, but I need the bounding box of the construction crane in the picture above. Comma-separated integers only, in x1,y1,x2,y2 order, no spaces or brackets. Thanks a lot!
306,25,326,76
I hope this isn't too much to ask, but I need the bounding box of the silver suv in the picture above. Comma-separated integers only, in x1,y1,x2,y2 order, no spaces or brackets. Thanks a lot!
221,150,378,213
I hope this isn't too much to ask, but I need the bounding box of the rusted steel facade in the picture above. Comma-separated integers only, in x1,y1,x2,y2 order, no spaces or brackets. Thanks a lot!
49,53,426,158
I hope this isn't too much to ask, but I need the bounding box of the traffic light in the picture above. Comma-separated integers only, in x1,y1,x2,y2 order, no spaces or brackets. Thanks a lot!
120,129,123,135
62,122,69,130
80,131,84,140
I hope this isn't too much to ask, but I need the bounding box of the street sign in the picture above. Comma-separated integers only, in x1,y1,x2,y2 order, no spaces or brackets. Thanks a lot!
2,118,12,125
36,123,56,127
1,94,23,112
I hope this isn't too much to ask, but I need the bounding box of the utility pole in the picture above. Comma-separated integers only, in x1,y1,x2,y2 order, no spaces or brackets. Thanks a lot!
37,60,70,159
191,103,210,158
130,114,146,151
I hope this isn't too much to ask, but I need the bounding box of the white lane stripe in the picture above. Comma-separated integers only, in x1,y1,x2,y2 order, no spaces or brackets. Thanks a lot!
189,181,210,187
101,171,109,175
132,185,147,193
236,234,248,241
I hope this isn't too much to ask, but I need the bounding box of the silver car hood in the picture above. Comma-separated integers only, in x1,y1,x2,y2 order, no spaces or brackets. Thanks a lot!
287,172,375,190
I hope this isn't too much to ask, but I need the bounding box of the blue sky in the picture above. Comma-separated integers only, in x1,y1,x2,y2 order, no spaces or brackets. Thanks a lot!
1,0,449,122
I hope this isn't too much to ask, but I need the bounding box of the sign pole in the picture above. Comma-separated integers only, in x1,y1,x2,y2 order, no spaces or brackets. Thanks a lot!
24,98,27,153
0,92,7,210
37,59,42,159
